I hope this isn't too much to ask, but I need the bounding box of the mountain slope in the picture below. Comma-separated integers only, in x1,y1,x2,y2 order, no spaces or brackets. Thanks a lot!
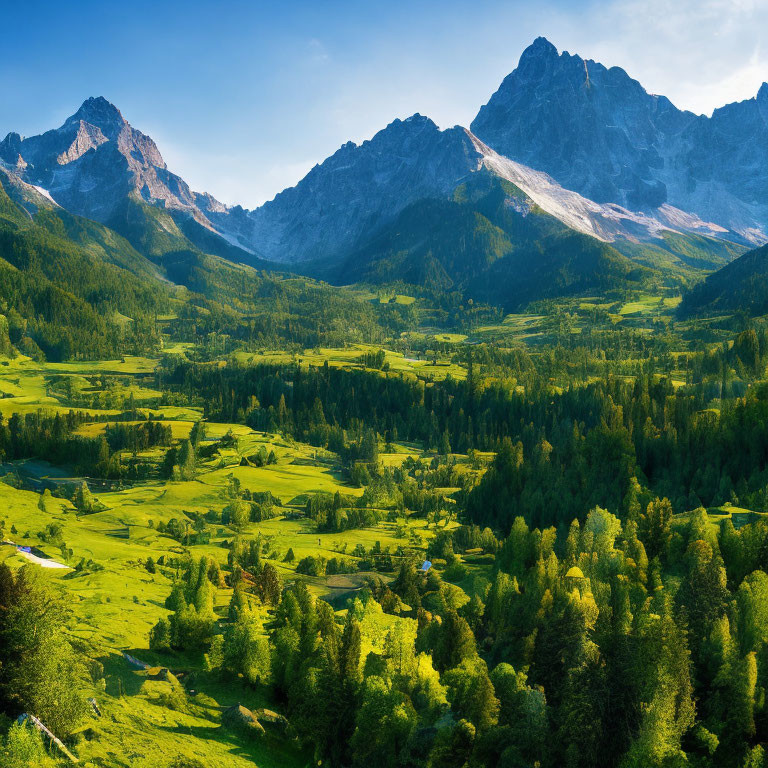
0,170,419,358
237,114,740,278
0,90,747,312
1,94,745,291
0,97,259,263
614,231,746,280
244,114,481,264
327,172,651,308
471,37,768,244
0,172,173,359
679,243,768,317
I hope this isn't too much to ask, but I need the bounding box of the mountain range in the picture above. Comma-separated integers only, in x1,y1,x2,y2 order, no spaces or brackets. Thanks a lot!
2,37,767,310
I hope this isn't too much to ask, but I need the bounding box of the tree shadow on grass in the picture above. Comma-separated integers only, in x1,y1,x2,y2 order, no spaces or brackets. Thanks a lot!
100,653,146,697
155,722,307,767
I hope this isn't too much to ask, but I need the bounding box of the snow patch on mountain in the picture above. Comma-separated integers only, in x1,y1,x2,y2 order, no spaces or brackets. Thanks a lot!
31,185,58,205
467,131,735,245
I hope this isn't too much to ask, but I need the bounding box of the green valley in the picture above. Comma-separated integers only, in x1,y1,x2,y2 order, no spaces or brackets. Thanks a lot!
4,17,768,768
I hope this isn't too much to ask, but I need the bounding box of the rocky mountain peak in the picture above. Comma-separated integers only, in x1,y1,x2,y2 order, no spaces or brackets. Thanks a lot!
469,37,768,241
0,97,231,231
65,96,125,139
519,36,559,64
244,114,481,263
0,132,23,164
403,112,435,126
377,113,439,139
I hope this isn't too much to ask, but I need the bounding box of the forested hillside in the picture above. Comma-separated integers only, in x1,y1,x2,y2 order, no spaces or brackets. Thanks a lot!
326,176,653,309
0,177,423,361
680,243,768,317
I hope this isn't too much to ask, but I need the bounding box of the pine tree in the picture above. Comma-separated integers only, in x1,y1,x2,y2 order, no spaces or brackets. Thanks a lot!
340,615,362,683
434,610,477,672
149,617,172,651
228,582,249,622
176,439,196,481
638,497,673,560
259,563,281,606
73,481,95,513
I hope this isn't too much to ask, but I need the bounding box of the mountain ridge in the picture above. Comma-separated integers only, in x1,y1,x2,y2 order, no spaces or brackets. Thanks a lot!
1,40,762,305
2,60,754,270
471,37,768,244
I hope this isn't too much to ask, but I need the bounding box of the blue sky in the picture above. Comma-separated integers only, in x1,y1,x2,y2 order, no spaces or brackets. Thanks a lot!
2,0,767,207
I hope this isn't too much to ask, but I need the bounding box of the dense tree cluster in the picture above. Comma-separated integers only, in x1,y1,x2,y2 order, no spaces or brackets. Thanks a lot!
104,419,172,454
0,410,170,479
162,358,768,532
0,198,168,360
0,178,426,362
305,491,380,533
165,506,768,768
0,565,87,738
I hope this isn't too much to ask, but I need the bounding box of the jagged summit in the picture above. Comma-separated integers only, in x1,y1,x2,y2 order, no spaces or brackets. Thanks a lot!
66,96,125,136
519,36,558,61
369,113,439,141
470,38,768,242
403,112,435,124
0,96,224,229
244,113,480,263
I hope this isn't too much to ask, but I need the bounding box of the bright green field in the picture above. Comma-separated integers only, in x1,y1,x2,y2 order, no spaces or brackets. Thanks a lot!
0,431,434,765
234,344,466,381
0,351,459,765
0,342,477,766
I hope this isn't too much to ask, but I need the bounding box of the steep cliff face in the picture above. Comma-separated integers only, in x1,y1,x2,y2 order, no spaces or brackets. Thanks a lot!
471,38,768,244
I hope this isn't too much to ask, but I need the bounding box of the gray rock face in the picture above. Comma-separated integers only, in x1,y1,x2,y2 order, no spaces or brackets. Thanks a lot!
1,66,759,272
242,114,483,263
232,117,735,264
471,38,768,244
0,97,224,228
672,85,768,242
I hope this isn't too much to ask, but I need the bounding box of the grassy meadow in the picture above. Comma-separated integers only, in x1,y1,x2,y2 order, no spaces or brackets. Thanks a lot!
0,348,475,767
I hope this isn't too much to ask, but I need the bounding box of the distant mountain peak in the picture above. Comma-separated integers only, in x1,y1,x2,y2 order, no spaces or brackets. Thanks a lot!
404,112,432,124
0,132,23,162
522,36,558,59
0,97,236,236
384,113,439,133
66,96,125,137
246,113,479,263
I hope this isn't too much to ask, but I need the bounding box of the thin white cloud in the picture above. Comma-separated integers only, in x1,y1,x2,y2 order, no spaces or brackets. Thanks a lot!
550,0,768,115
307,38,330,66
